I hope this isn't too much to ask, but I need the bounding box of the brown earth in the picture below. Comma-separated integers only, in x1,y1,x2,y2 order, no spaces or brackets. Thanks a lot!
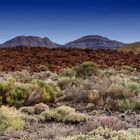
0,46,140,72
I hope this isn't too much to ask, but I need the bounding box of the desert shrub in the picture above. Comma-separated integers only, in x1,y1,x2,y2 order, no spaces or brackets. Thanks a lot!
124,81,140,96
29,80,58,104
40,106,88,123
6,84,31,107
62,78,95,102
121,65,136,72
131,97,140,110
0,106,25,131
56,105,75,116
0,80,18,105
60,127,140,140
13,70,33,83
107,81,140,110
63,112,88,123
31,79,48,87
118,99,137,111
108,84,124,99
58,76,75,89
41,82,58,102
108,83,135,99
59,68,76,78
37,65,49,72
75,61,99,79
85,116,132,132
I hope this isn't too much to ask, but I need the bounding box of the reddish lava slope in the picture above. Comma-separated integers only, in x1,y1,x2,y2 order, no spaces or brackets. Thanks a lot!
0,46,139,72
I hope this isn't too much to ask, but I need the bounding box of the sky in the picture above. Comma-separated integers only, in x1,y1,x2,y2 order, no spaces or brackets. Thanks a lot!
0,0,140,44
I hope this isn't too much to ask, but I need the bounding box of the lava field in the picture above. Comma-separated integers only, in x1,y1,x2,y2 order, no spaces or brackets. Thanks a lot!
0,46,139,72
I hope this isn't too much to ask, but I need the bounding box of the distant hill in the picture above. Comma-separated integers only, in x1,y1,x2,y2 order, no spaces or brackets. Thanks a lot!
0,35,125,49
118,42,140,54
0,36,61,48
64,35,124,49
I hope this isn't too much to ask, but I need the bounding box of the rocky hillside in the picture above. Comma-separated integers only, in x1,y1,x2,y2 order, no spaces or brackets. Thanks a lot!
64,35,124,49
0,36,61,48
118,42,140,54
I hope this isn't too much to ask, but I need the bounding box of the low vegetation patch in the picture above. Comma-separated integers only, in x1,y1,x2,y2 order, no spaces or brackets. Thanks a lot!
0,106,25,131
74,61,99,79
40,105,88,123
60,127,140,140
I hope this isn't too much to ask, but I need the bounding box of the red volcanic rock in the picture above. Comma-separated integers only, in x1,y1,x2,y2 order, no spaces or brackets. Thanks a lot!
0,47,139,72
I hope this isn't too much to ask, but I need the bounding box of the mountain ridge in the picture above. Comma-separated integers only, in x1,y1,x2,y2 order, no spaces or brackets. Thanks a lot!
64,35,125,49
0,36,61,48
0,35,125,49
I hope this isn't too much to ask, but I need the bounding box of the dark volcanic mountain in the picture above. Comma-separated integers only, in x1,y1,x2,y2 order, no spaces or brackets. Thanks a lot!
0,35,125,49
64,35,124,49
0,36,60,48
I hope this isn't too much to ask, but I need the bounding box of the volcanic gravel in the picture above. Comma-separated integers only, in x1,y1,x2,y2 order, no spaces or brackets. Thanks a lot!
0,46,139,72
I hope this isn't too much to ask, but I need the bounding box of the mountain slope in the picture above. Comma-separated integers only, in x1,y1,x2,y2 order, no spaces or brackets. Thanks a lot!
118,42,140,54
64,35,124,49
0,36,61,48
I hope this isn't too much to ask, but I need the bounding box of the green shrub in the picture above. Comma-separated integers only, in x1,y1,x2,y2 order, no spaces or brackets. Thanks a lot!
0,80,17,105
108,84,124,99
124,81,140,96
29,80,58,104
37,65,49,72
59,68,76,78
0,106,25,131
40,106,88,123
58,76,75,89
31,79,48,88
75,61,99,79
6,85,30,107
118,99,137,111
63,112,88,123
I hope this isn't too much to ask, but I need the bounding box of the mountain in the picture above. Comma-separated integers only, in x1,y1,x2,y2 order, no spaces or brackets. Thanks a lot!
64,35,124,49
0,35,125,49
0,36,61,48
118,42,140,54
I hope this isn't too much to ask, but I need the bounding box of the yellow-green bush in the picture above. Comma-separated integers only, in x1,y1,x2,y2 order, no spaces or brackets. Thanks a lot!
124,81,140,96
0,80,17,105
6,85,31,107
58,76,75,89
75,61,99,79
59,68,76,78
29,80,58,104
118,99,137,111
107,82,140,110
0,106,25,131
37,65,49,72
63,112,88,123
40,106,88,123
